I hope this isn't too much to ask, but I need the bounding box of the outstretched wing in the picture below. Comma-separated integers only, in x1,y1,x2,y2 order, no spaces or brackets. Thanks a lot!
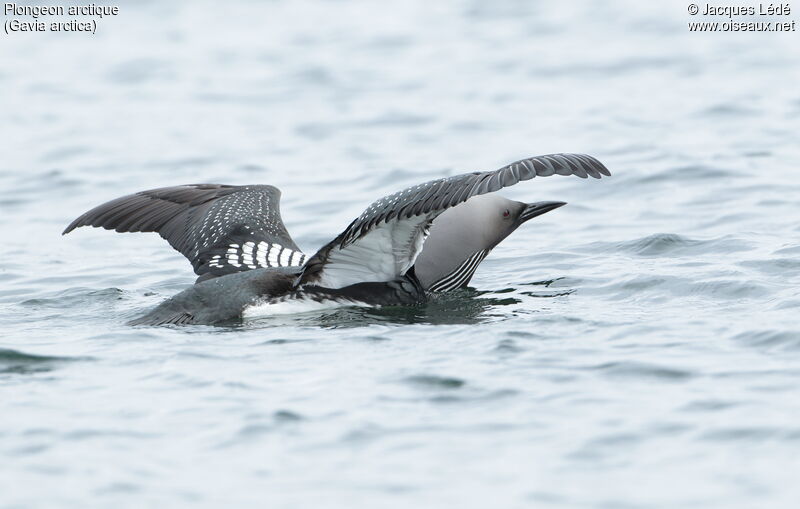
300,153,610,288
63,184,306,278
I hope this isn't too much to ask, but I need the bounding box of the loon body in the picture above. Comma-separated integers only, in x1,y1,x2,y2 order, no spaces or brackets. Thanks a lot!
63,153,610,325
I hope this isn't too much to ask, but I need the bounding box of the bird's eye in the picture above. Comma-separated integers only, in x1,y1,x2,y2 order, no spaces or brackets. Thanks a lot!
503,209,510,218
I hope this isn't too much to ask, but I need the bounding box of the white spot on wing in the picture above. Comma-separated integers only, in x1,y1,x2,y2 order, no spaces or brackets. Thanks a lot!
267,243,281,266
226,253,241,267
279,249,292,266
256,242,268,267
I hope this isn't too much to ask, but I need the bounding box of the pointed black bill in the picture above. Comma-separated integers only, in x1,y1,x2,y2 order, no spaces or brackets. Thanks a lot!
519,201,567,223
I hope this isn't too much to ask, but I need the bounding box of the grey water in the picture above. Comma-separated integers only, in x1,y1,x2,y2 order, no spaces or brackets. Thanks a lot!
2,1,799,507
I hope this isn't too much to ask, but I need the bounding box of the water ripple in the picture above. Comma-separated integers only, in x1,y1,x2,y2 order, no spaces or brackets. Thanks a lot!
732,330,800,352
0,348,87,375
404,374,466,389
3,1,800,507
588,361,695,381
593,233,752,257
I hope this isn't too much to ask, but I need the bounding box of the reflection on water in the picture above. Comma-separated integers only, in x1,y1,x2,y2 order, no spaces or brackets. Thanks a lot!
233,288,525,329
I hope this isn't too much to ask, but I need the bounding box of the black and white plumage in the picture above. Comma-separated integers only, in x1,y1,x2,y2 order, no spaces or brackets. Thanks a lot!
62,184,304,281
426,249,491,293
63,153,610,325
413,197,568,290
298,153,608,288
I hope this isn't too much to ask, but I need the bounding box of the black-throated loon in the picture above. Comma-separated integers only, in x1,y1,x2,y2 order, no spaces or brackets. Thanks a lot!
63,153,610,325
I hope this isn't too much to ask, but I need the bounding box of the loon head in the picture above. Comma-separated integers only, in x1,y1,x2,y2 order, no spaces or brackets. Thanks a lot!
432,194,566,250
471,194,567,249
413,194,566,290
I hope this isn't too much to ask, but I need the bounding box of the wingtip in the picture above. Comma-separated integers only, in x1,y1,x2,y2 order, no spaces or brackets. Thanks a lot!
583,153,612,177
596,164,612,178
62,219,82,236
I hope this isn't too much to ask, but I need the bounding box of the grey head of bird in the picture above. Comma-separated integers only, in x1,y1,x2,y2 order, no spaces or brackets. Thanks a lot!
414,194,566,291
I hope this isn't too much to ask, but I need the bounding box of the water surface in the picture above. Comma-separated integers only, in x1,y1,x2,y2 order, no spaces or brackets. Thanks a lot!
2,1,800,507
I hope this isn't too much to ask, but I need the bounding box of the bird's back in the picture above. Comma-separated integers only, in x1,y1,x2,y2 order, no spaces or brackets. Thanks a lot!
128,267,301,326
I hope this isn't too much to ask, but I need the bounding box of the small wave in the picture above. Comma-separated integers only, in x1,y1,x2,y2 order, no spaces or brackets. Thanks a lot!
355,112,434,128
775,299,800,311
732,330,800,352
681,399,740,413
20,287,125,309
492,339,525,354
529,56,682,78
568,432,643,460
602,274,769,301
774,245,800,256
0,348,85,375
273,410,303,422
2,168,82,208
626,233,699,256
427,389,519,404
697,103,759,118
588,361,695,381
95,482,141,495
739,258,800,277
690,279,770,299
632,164,739,185
405,374,465,389
698,426,794,443
63,428,158,441
590,233,751,257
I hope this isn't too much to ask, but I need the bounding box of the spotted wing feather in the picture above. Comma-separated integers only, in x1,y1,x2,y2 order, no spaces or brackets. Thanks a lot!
63,184,304,278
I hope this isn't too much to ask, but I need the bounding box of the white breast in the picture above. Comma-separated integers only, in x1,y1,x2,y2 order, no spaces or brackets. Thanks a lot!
242,295,372,318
